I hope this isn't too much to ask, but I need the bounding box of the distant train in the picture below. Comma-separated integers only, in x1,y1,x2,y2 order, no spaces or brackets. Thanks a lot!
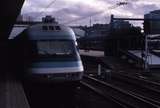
11,22,84,83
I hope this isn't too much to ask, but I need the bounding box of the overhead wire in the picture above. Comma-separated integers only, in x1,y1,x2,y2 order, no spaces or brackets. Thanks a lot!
63,0,140,25
34,0,57,20
63,1,128,25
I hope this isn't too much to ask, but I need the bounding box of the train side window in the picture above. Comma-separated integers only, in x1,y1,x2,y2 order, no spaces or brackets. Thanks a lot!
42,26,48,30
49,26,54,30
55,26,61,30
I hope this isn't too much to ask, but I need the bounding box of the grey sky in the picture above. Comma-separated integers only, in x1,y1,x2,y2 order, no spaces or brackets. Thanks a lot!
21,0,160,26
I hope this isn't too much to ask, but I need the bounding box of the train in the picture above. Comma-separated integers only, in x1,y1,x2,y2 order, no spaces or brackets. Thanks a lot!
10,21,84,83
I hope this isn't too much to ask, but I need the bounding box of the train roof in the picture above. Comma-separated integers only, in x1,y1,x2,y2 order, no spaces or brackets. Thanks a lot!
26,23,76,40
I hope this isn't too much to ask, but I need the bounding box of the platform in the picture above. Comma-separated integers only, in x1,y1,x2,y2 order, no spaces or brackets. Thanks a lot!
0,73,30,108
128,50,160,68
80,50,104,57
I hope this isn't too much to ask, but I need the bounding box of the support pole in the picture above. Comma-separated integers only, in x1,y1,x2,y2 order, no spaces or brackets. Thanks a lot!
144,34,149,73
98,64,101,76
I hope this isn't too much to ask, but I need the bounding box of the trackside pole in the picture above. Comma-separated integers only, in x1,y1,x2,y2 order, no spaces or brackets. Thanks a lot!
98,64,101,76
144,34,149,73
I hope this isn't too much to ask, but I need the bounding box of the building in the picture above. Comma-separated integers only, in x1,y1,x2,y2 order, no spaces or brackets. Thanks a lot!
22,15,34,22
71,27,85,39
42,15,58,23
85,24,110,37
16,14,23,21
144,10,160,34
113,20,132,29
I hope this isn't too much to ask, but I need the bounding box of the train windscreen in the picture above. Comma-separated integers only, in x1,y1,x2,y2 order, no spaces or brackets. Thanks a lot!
37,40,75,56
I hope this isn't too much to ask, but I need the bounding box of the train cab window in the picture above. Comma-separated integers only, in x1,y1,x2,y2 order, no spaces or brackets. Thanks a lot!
37,40,75,57
42,26,48,30
55,26,61,30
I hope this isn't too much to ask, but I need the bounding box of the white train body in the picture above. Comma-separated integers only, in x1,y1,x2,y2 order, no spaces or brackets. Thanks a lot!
15,23,84,82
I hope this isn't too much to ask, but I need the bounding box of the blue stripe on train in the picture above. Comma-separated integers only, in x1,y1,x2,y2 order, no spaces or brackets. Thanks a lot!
31,61,82,68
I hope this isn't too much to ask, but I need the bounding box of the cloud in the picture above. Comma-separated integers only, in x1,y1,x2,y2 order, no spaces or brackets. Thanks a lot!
21,0,160,25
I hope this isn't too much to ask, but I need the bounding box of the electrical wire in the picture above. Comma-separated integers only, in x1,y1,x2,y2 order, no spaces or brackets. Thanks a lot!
63,0,141,25
34,0,57,20
63,1,128,25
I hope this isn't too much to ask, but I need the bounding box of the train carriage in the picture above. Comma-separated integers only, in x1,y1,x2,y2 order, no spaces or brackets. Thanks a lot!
12,22,84,83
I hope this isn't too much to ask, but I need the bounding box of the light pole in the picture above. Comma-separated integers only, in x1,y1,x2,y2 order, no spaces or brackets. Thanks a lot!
144,33,149,73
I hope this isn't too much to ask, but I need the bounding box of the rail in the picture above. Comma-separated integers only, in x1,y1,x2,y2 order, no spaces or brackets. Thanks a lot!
82,75,159,108
109,72,160,106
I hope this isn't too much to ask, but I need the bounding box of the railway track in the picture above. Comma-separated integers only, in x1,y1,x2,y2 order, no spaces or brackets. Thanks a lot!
82,55,160,107
80,81,128,108
107,72,160,106
81,55,160,88
81,75,159,108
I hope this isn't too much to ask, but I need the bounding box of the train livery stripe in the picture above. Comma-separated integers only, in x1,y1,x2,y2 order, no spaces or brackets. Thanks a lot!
28,66,84,74
31,61,83,68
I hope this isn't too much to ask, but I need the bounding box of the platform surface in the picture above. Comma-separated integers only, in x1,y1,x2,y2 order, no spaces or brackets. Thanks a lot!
129,50,160,68
80,50,104,57
0,73,30,108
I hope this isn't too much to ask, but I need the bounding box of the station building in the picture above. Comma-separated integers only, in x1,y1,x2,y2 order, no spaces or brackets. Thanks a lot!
144,10,160,34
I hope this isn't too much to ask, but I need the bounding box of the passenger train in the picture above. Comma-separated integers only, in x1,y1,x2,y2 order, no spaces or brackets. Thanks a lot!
12,21,84,83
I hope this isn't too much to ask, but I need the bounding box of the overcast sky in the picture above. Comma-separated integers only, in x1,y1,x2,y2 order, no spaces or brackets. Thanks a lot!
21,0,160,26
